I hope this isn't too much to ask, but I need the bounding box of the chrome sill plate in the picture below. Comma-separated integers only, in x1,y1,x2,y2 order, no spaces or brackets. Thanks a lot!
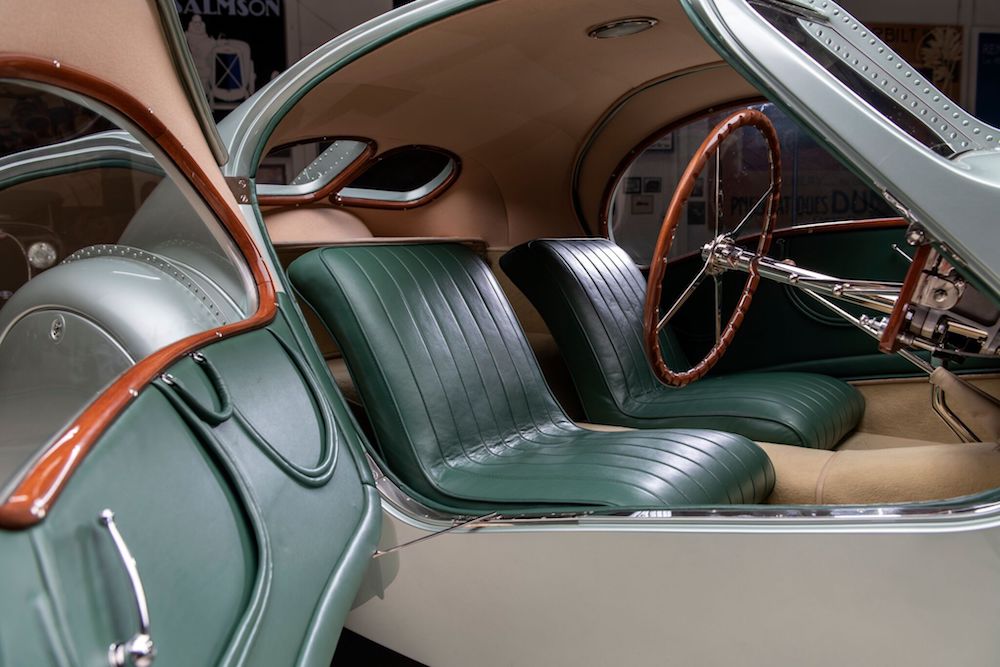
369,454,1000,533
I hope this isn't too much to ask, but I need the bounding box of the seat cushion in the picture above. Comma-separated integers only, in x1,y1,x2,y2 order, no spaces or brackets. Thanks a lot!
290,242,774,508
501,238,864,450
611,372,865,450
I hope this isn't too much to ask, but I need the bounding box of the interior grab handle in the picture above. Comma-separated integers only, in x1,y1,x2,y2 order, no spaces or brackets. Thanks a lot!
98,509,156,667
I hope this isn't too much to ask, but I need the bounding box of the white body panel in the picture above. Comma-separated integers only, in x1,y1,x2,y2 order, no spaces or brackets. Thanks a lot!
349,508,1000,666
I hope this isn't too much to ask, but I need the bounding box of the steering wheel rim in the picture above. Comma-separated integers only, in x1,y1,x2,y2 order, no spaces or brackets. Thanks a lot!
642,109,782,387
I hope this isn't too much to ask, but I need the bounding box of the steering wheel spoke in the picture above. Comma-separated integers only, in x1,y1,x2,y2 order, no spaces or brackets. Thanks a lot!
657,263,707,331
642,109,782,386
713,274,723,344
731,184,774,240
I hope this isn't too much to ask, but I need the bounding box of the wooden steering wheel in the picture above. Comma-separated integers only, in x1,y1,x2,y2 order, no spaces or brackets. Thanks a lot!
642,109,782,387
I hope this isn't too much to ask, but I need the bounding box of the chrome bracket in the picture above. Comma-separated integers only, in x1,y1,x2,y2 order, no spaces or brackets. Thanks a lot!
932,385,979,443
373,512,499,559
225,176,251,205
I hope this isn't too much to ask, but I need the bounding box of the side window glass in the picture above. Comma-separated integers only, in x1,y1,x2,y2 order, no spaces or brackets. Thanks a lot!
337,146,457,205
608,101,894,265
0,81,255,487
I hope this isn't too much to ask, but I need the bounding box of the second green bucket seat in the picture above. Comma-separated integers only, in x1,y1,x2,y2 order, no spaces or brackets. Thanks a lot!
501,238,864,450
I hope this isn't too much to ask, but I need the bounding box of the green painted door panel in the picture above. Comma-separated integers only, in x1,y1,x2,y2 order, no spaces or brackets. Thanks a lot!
169,308,380,667
0,301,381,666
0,388,255,666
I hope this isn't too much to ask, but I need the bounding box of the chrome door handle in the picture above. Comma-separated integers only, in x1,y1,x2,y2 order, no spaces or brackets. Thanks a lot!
98,509,156,667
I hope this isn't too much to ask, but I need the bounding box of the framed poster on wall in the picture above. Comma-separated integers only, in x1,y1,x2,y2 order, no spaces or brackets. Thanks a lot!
972,29,1000,128
869,24,963,101
176,0,286,118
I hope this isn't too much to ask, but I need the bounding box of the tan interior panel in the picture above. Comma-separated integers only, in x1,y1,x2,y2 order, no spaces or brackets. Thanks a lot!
264,0,743,245
0,0,242,217
264,206,373,244
339,158,509,246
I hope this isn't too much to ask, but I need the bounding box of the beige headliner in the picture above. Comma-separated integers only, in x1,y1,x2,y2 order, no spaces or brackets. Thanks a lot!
265,0,757,246
0,0,240,218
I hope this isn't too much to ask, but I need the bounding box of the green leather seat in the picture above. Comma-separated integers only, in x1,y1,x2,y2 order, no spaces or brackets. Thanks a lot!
290,242,774,509
501,239,864,450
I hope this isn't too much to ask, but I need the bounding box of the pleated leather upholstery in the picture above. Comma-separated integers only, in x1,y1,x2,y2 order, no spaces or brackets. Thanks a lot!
500,238,864,450
290,242,774,508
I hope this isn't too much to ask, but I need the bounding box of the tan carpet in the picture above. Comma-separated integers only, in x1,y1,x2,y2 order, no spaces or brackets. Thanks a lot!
836,431,944,450
852,375,1000,442
759,441,1000,505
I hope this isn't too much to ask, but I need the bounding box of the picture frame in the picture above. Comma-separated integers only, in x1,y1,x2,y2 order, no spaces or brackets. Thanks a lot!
257,158,290,185
690,176,705,199
649,133,674,152
625,177,642,194
630,194,655,215
687,200,706,226
643,177,662,194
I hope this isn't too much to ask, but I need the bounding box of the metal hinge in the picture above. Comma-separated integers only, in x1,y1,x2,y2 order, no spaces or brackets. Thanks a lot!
225,176,251,205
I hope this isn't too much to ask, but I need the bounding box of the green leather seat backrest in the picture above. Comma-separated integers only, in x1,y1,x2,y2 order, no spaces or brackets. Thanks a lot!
290,243,568,503
500,238,865,450
501,238,686,418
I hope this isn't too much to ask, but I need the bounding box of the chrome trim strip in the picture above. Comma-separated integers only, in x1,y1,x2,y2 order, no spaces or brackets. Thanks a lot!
255,139,369,196
338,159,454,203
0,131,159,186
368,448,1000,533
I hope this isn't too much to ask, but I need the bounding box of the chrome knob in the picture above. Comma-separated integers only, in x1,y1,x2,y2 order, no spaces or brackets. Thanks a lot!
27,241,57,270
98,509,156,667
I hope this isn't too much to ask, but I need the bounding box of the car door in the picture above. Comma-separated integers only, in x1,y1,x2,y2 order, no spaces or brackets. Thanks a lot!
0,2,379,665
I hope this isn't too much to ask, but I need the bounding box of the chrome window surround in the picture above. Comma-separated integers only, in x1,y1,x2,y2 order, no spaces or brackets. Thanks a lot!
0,131,161,189
338,157,456,203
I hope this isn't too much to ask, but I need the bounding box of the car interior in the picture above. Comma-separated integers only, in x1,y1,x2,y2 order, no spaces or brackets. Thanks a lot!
245,1,1000,511
6,2,1000,664
2,0,999,516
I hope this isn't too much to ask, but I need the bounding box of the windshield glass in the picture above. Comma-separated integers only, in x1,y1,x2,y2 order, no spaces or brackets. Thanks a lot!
749,0,1000,158
0,81,255,489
